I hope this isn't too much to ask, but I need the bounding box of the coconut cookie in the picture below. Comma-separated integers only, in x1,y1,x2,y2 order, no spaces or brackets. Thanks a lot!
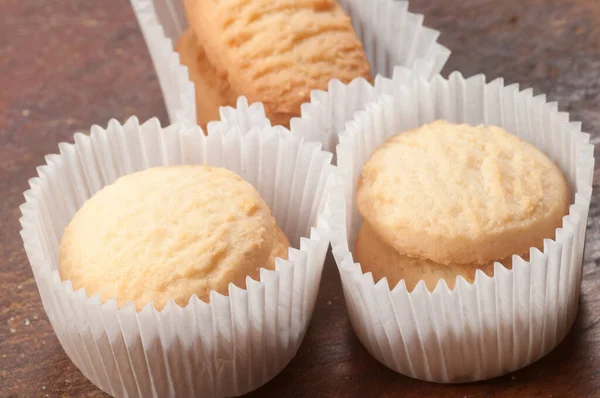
59,165,290,311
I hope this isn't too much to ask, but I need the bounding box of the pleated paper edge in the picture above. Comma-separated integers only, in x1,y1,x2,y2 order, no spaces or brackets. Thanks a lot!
292,0,454,153
327,68,595,382
18,102,342,397
130,0,451,134
130,0,195,125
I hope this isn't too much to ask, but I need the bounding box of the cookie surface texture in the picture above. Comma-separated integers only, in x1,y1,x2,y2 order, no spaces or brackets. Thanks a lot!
59,165,290,311
183,0,372,127
357,120,569,265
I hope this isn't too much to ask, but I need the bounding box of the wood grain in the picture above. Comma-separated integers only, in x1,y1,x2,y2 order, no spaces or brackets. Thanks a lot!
1,0,599,397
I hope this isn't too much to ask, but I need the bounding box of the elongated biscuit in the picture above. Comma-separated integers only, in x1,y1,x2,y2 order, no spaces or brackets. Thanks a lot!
183,0,372,127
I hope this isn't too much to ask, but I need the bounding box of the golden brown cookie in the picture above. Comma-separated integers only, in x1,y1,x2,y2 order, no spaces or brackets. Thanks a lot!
354,222,514,291
357,120,569,266
182,0,372,127
59,165,289,311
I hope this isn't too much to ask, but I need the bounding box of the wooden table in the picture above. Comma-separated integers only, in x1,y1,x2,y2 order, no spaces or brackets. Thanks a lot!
2,0,599,396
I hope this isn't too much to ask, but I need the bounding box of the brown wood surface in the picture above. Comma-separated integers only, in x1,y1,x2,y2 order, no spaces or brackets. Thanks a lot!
1,0,599,397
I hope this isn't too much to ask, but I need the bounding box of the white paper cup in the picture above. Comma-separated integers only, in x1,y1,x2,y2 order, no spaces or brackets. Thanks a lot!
329,68,595,382
289,0,453,154
19,98,340,397
129,0,451,135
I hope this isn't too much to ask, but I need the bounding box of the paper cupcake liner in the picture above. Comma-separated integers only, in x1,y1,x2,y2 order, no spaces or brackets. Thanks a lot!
129,0,450,131
130,0,194,125
19,98,340,397
329,68,595,382
291,0,451,154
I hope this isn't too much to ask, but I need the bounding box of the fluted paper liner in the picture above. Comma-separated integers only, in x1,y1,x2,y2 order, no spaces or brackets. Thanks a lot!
129,0,450,133
19,98,340,397
330,68,595,382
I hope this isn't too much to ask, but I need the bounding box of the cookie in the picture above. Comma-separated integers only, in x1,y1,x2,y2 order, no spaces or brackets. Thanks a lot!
357,120,569,265
182,0,372,127
59,165,290,311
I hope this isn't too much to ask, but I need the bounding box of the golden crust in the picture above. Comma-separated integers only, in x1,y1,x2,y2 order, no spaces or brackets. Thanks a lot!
59,165,290,311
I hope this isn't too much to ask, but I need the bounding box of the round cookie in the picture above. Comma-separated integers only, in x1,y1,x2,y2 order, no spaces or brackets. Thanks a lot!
357,120,569,265
59,165,290,311
354,223,513,291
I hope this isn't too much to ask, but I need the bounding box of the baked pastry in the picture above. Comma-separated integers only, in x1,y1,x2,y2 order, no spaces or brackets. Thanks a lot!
355,222,513,291
59,165,290,311
178,0,372,128
355,120,569,290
